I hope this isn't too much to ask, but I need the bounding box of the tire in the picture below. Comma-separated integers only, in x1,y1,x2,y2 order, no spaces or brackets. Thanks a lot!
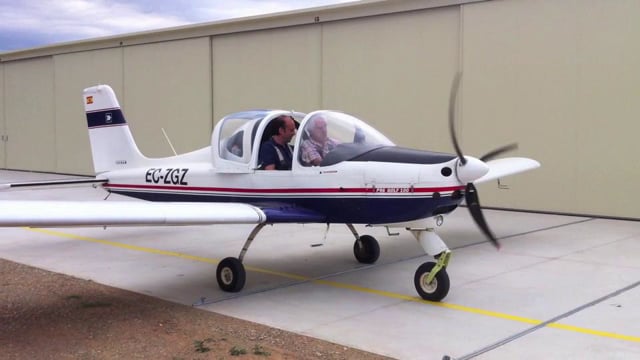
353,235,380,264
216,257,246,292
414,262,450,301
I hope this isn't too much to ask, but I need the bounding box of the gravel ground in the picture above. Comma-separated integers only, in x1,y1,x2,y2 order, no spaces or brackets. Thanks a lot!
0,258,393,360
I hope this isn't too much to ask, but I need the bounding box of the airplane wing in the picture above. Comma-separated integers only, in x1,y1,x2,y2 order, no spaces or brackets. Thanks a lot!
0,200,328,228
474,157,540,184
0,201,266,227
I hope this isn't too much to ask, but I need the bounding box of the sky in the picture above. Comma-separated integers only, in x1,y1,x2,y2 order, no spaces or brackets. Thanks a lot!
0,0,357,52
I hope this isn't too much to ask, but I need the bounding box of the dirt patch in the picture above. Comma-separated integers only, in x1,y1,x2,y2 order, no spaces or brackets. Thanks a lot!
0,258,393,359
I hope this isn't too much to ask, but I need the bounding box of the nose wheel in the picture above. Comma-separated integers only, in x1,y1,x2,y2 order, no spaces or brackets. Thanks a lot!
414,261,450,301
411,229,452,301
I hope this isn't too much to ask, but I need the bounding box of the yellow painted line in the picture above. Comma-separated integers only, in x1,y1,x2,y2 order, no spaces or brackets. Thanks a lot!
315,279,543,324
547,323,640,343
27,228,309,281
28,228,219,264
25,227,640,343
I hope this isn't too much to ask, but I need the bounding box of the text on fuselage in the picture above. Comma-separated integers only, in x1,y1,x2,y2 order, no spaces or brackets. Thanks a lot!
375,187,411,193
145,168,189,185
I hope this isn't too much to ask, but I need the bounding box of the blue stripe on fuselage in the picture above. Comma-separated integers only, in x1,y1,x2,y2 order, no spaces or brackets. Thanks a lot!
107,190,461,224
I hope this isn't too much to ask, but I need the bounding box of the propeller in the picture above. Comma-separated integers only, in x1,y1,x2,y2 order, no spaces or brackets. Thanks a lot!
480,143,518,162
448,73,466,165
447,72,518,249
465,182,499,249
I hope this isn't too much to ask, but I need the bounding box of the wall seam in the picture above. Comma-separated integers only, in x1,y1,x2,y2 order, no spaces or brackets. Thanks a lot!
52,56,57,172
210,35,215,133
319,22,324,109
1,64,5,167
121,46,125,108
457,3,465,147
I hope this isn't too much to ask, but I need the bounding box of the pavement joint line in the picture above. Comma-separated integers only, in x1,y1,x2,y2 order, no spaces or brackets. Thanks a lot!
497,218,596,241
451,279,640,359
454,218,596,250
25,227,640,344
194,263,381,306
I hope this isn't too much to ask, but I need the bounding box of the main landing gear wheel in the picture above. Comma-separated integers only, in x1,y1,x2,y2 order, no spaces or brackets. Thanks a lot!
216,257,246,292
353,235,380,264
414,262,450,301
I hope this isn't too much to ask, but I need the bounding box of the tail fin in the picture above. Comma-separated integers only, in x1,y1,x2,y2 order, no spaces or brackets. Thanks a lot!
83,85,147,173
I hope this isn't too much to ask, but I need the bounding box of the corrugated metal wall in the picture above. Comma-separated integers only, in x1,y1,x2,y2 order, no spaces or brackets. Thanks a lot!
4,58,56,172
0,0,638,219
462,0,640,219
53,48,124,173
0,63,5,168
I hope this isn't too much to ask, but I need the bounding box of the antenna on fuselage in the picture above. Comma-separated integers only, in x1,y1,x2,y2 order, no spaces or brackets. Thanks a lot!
161,128,178,156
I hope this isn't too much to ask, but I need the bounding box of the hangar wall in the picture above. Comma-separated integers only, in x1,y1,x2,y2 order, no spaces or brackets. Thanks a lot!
53,48,124,174
322,7,459,152
122,38,212,158
212,26,323,119
0,0,638,219
0,64,4,168
462,0,640,219
4,58,56,172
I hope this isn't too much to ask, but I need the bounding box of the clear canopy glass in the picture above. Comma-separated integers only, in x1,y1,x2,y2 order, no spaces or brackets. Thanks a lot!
216,110,395,168
298,111,395,166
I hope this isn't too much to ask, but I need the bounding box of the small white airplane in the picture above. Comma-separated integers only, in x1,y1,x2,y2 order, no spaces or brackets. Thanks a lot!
0,74,539,301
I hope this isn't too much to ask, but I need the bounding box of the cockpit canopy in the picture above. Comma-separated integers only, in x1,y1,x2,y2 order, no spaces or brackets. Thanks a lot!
298,111,395,167
212,110,394,171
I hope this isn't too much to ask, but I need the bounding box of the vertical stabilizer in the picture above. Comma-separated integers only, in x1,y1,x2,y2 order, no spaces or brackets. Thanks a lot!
83,85,147,173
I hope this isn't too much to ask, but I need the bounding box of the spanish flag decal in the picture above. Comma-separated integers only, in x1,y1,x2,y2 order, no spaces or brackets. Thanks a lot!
86,96,93,104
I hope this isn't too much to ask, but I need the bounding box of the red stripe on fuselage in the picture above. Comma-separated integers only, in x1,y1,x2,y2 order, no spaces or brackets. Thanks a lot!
103,183,464,194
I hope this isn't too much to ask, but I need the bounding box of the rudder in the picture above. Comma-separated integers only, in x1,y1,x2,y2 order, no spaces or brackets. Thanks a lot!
83,85,147,174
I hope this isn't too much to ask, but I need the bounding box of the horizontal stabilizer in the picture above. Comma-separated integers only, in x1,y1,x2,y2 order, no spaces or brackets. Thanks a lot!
0,178,107,191
0,201,266,227
474,157,540,184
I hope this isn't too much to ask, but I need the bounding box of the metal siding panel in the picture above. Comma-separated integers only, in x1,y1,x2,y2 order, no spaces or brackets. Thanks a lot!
4,58,56,172
123,37,212,158
322,7,460,153
53,48,124,175
573,0,640,219
0,64,5,168
211,25,322,121
463,0,640,219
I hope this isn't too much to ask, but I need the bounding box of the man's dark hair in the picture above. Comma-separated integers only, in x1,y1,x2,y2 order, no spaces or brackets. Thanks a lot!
271,116,287,133
263,115,288,140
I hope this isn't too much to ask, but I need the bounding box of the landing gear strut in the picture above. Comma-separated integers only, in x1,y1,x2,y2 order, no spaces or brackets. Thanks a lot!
215,223,266,292
347,224,380,264
411,229,451,301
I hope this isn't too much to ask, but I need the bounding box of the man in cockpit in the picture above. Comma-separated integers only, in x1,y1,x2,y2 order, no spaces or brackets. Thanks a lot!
300,116,338,166
258,115,297,170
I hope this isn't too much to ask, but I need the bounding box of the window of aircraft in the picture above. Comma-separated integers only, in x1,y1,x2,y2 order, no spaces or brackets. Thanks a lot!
298,111,395,167
218,111,266,164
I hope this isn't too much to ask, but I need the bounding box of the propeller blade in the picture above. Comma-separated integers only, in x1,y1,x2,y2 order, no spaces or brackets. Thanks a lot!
465,182,500,249
480,143,519,162
448,72,466,165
